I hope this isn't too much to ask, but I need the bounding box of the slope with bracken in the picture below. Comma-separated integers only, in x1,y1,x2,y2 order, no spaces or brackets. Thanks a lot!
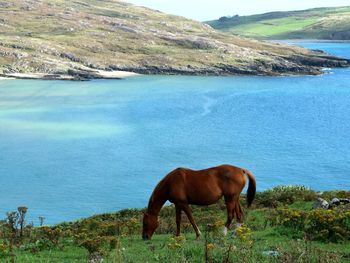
0,0,349,79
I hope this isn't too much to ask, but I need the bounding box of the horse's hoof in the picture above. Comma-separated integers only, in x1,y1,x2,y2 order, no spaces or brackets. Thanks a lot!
223,226,228,236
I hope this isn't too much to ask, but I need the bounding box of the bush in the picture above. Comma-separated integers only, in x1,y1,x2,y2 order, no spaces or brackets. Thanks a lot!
270,208,306,230
0,242,10,258
305,209,350,242
255,185,316,208
270,207,350,242
38,226,63,246
320,190,350,200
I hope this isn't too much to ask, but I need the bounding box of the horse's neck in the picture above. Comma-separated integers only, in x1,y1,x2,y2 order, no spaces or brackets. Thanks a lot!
147,181,168,216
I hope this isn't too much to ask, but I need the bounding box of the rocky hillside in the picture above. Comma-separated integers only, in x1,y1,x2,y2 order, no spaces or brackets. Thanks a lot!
207,6,350,40
0,1,349,79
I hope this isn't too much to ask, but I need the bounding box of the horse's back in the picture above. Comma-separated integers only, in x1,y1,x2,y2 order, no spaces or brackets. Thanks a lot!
168,164,244,184
215,165,246,194
165,165,246,205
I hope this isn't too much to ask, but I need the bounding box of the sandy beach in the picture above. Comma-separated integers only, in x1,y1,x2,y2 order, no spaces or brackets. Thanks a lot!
0,77,15,80
0,70,139,80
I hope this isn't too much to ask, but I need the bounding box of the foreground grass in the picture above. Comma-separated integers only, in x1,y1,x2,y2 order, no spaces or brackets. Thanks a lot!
1,186,350,262
10,229,350,263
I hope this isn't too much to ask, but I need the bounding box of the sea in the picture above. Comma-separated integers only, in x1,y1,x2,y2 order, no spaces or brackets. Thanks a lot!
0,41,349,224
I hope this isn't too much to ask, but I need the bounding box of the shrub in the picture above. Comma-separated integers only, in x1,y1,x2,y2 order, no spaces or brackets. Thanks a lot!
167,235,186,250
255,185,316,208
270,207,350,242
235,224,253,245
79,237,105,256
320,190,350,200
37,226,63,246
305,208,350,242
0,242,10,258
270,208,306,230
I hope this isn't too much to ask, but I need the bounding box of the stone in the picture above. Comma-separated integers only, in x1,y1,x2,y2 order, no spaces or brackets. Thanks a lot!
262,251,280,257
313,198,329,209
330,198,340,206
340,198,350,204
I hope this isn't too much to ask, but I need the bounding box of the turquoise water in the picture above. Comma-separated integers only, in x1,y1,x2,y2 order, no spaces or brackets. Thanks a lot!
0,42,349,224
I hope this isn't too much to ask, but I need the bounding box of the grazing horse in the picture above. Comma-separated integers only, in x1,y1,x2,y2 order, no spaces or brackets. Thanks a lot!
142,164,256,240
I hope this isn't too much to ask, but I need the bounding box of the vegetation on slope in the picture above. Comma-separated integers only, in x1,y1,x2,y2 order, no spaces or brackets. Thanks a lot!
207,6,350,40
1,186,350,262
0,1,349,79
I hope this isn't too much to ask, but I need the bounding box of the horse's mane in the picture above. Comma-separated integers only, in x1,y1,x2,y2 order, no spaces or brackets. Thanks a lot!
148,174,170,208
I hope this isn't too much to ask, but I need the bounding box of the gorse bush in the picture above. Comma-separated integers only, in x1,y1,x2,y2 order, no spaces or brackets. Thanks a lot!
305,208,350,242
167,235,186,250
38,226,62,246
255,185,316,207
320,190,350,200
270,207,350,242
270,208,305,231
0,242,10,257
235,224,253,245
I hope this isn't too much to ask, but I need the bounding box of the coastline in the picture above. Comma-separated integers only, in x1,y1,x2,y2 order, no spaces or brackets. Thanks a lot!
270,39,350,43
0,76,15,80
1,53,350,81
0,70,140,81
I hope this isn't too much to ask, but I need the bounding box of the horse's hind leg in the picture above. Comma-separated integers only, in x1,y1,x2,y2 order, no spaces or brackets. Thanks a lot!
235,201,243,228
175,204,182,236
181,204,201,238
223,196,235,235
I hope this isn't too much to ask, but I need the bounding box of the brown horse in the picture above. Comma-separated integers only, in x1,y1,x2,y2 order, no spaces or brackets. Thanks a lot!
142,164,256,240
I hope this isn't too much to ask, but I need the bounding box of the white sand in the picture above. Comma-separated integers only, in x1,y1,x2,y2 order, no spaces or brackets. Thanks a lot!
0,76,15,80
1,70,139,80
96,70,139,78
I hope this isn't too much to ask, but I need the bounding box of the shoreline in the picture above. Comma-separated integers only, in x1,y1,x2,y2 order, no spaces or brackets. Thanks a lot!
0,68,340,81
0,70,140,81
0,59,349,81
270,39,350,43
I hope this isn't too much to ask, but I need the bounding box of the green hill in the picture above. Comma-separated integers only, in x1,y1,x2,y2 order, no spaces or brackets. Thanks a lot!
0,1,349,79
207,6,350,40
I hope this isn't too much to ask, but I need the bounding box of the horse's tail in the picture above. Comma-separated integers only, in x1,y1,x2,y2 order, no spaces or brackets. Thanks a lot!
243,169,256,207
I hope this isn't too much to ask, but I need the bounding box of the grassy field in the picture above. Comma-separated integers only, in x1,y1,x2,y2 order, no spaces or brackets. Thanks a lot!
207,6,350,40
1,186,350,262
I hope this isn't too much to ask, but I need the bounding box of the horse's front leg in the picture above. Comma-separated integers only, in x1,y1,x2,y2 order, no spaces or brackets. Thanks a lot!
175,204,182,236
182,204,201,238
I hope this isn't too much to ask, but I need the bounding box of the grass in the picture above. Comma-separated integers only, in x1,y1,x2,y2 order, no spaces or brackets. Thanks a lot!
7,227,350,262
207,6,350,40
226,17,319,38
1,186,350,262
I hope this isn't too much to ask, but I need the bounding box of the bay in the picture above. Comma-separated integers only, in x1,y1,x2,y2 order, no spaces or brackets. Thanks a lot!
0,42,349,224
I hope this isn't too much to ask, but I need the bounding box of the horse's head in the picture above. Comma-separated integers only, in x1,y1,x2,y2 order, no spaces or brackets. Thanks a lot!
142,211,159,240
